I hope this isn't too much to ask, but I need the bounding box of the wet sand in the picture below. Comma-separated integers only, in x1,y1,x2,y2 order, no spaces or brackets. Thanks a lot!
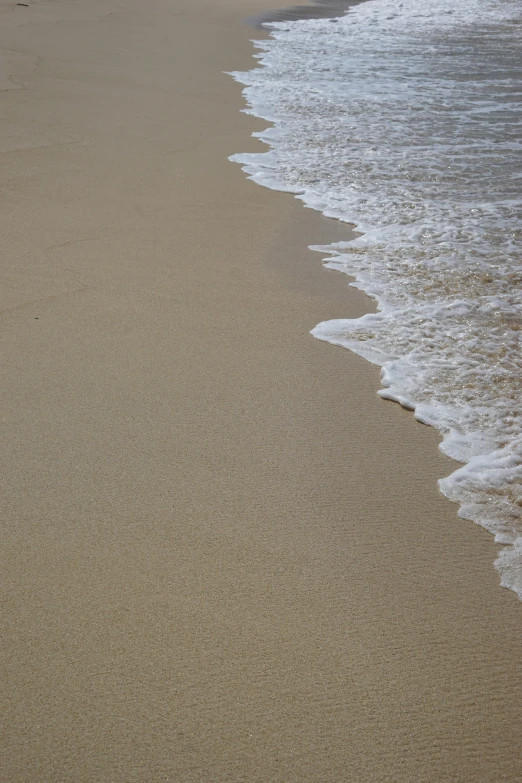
0,0,521,781
247,0,364,29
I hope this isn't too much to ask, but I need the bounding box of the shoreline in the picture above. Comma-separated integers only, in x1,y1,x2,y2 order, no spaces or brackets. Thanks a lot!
232,4,522,599
1,1,521,781
246,0,365,28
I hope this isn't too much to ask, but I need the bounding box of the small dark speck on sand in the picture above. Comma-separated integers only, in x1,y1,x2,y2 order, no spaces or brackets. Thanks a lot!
17,3,29,6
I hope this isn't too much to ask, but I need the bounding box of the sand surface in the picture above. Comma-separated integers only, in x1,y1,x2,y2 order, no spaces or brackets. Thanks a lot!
1,0,520,781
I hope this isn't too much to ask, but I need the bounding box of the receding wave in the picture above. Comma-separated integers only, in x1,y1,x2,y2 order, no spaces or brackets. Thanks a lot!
229,0,522,596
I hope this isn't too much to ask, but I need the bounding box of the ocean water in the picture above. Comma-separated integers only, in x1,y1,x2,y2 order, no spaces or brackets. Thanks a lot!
229,0,522,597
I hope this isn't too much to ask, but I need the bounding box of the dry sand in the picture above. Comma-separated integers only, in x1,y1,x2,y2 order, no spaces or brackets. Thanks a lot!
0,0,520,781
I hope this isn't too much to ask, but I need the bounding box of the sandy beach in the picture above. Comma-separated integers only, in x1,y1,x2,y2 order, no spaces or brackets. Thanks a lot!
1,0,520,780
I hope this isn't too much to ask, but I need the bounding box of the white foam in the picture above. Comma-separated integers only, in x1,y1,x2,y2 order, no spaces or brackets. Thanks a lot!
229,0,522,596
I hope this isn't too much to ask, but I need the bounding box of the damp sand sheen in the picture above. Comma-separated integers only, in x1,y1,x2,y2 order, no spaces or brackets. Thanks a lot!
0,1,521,782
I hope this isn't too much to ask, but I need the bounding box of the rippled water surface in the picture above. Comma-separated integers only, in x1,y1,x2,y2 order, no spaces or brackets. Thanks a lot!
229,0,522,596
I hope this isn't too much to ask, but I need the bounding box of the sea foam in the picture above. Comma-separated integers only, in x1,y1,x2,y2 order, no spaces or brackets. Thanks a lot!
229,0,522,596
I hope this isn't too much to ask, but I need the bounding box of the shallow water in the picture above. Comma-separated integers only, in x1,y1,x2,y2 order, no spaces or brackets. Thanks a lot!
230,0,522,596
